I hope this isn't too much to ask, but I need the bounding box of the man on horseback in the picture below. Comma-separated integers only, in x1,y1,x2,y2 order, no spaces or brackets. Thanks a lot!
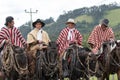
27,19,51,80
56,18,83,55
27,19,51,50
56,18,83,78
88,19,115,54
0,16,27,79
0,16,26,52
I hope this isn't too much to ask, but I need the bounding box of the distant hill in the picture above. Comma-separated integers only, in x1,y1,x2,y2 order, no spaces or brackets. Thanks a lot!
19,3,120,46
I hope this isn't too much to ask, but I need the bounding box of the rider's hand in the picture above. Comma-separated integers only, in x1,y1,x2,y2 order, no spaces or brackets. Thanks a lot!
74,40,78,44
5,39,10,44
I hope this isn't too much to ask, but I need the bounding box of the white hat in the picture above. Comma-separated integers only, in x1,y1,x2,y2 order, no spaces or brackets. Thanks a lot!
66,18,75,24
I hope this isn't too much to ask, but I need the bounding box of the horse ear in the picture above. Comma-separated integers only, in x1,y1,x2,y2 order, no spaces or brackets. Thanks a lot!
115,40,120,47
49,42,51,47
11,45,15,52
88,52,93,57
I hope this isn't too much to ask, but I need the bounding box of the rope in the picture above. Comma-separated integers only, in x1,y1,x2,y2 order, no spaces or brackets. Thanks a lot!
86,56,98,74
38,47,58,76
13,53,28,75
109,49,120,67
65,45,90,79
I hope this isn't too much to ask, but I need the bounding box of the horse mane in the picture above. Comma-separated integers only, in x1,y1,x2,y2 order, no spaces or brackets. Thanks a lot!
12,45,25,53
82,47,92,52
48,41,57,49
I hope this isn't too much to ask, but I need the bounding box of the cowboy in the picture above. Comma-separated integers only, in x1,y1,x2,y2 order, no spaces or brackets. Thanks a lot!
27,19,51,50
56,18,82,78
88,19,115,54
56,18,83,56
0,16,26,50
0,16,26,79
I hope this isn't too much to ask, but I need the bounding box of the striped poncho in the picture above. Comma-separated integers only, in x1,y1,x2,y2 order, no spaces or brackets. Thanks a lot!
87,25,115,53
56,27,82,54
0,27,26,48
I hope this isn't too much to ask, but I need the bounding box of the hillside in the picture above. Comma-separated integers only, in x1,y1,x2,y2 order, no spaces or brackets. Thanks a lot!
104,8,120,27
19,3,120,46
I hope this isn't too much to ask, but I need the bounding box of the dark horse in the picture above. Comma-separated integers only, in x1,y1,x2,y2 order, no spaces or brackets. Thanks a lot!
36,41,59,80
1,43,28,80
62,43,97,80
97,40,120,80
26,40,40,80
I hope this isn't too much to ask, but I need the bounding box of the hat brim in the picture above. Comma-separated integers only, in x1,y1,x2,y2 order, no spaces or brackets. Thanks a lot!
101,22,108,27
66,22,75,24
32,21,45,28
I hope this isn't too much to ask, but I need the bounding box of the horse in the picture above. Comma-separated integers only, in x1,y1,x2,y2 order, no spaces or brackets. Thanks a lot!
25,40,41,80
1,43,28,80
36,41,59,80
27,41,59,80
62,43,97,80
96,40,120,80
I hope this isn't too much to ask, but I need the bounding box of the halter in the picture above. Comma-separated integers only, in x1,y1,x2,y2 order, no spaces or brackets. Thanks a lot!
37,46,58,77
63,44,91,78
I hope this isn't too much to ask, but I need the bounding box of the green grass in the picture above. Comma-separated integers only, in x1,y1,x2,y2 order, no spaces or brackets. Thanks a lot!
74,8,120,28
104,8,120,27
75,15,94,23
0,74,117,80
64,74,118,80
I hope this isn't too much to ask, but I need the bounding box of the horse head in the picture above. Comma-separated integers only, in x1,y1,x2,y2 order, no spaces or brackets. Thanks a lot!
99,41,116,54
2,43,28,79
115,40,120,47
44,41,58,66
12,45,25,54
87,51,100,76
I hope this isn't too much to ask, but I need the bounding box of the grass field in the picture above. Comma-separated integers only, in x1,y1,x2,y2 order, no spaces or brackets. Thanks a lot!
0,74,118,80
64,74,118,80
75,15,94,23
74,8,120,28
104,8,120,27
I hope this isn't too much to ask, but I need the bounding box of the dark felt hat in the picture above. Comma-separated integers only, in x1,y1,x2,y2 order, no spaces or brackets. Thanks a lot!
4,16,14,26
101,19,109,27
32,19,45,27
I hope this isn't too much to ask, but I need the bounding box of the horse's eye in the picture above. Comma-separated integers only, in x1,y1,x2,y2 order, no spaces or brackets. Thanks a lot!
92,61,95,63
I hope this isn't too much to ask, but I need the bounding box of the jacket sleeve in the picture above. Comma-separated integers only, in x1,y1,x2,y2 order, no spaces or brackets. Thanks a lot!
27,33,36,44
0,30,6,49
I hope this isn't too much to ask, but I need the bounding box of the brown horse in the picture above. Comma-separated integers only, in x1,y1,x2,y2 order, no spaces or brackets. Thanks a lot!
35,41,59,80
97,40,120,80
26,41,59,80
26,40,39,80
1,43,28,80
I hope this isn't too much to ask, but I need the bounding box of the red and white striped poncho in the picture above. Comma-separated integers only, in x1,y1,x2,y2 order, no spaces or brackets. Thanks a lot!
56,27,82,55
0,27,26,48
88,25,115,53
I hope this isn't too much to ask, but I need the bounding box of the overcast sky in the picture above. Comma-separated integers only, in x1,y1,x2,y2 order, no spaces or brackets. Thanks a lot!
0,0,120,29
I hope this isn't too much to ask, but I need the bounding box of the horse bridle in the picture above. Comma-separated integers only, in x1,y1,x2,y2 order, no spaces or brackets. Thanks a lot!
109,47,120,67
40,47,58,76
65,45,90,78
86,54,99,75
